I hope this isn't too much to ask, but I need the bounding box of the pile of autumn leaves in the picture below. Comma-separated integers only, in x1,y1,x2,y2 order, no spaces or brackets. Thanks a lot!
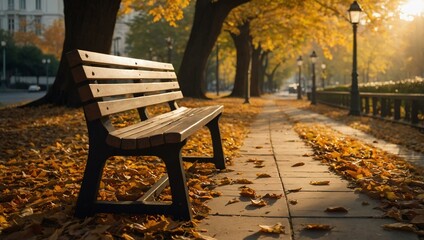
291,102,424,236
1,97,423,239
0,98,263,239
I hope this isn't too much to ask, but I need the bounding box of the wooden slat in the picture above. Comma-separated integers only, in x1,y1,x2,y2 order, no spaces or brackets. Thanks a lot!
106,107,191,149
135,108,206,148
121,108,202,149
77,65,177,82
79,82,180,101
84,91,183,121
67,49,174,70
163,106,223,143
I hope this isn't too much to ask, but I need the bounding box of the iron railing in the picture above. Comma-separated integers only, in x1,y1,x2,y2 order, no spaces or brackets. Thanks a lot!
316,91,424,129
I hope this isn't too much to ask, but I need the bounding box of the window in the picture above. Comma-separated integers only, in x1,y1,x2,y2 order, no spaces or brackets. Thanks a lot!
8,16,15,32
35,0,41,10
19,15,26,32
8,0,14,10
19,0,26,10
34,16,41,35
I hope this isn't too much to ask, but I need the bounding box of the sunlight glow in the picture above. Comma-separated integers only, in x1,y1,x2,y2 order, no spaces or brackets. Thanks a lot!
399,0,424,21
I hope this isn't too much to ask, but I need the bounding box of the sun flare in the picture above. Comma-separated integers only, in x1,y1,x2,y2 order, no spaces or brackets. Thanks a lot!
399,0,424,20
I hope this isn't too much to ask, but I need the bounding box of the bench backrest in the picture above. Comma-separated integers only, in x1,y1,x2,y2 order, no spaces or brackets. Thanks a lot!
66,49,182,122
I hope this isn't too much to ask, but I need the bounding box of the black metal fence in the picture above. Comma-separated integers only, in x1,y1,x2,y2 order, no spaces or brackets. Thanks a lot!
316,91,424,129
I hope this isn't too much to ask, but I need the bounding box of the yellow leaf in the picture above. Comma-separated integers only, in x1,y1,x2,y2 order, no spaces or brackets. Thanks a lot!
234,179,253,184
0,215,7,223
304,224,332,231
239,187,256,198
310,180,330,186
258,223,285,234
385,191,398,201
250,199,267,207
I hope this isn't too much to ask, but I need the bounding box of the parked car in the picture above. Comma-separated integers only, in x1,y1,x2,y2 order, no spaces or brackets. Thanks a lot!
28,85,41,92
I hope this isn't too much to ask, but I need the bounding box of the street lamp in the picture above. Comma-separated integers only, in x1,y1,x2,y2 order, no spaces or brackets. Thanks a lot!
1,41,6,88
310,51,318,105
113,36,121,56
166,37,173,63
42,58,51,90
296,56,303,100
215,43,220,96
348,1,363,115
321,63,326,89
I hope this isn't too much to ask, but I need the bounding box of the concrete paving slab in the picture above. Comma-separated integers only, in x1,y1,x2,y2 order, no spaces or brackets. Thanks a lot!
282,177,352,192
216,182,284,192
198,216,291,240
287,191,383,217
280,171,336,178
206,194,289,217
214,169,280,179
277,161,330,173
292,218,419,240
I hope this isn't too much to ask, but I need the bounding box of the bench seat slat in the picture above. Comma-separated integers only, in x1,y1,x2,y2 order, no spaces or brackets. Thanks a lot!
107,107,220,150
79,82,180,101
105,107,189,148
84,91,183,121
122,108,203,149
67,49,174,70
72,66,177,83
162,105,223,144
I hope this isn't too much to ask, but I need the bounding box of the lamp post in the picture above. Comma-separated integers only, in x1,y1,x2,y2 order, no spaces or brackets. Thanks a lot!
310,51,318,105
296,56,303,100
321,63,326,89
113,36,121,56
166,37,173,63
348,1,363,116
1,41,6,88
42,58,51,90
215,43,220,96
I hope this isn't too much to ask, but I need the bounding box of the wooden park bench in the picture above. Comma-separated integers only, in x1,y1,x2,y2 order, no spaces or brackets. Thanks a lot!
66,49,225,221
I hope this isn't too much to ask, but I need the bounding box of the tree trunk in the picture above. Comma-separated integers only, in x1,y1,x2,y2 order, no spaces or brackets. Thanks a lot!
229,22,251,98
259,51,267,92
250,45,261,96
178,0,249,98
27,0,120,107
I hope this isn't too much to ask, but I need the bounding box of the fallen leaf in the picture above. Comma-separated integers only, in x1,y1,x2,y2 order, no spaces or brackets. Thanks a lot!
303,224,332,231
287,187,302,193
240,187,256,198
233,179,253,184
263,193,283,199
256,173,271,178
226,198,240,206
258,223,285,234
324,206,348,213
291,162,305,167
250,199,267,207
382,223,416,232
289,200,298,205
309,181,330,186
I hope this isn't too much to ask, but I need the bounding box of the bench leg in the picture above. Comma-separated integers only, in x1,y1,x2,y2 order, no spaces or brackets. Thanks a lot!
74,149,108,218
206,114,226,170
159,142,193,221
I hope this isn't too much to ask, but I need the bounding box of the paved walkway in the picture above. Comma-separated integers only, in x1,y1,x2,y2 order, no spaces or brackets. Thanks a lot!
199,98,421,239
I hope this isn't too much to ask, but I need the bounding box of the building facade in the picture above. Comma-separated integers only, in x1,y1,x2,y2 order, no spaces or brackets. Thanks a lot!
0,0,64,36
0,0,130,55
